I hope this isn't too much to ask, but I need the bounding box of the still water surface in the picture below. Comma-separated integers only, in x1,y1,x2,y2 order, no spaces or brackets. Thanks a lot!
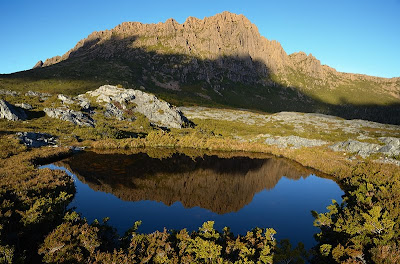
41,149,343,249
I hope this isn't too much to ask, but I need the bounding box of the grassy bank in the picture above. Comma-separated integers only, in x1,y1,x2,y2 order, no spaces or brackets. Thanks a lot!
0,136,74,263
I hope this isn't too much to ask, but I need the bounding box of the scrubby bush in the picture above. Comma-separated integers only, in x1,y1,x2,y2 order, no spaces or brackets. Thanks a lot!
43,219,278,264
312,163,400,263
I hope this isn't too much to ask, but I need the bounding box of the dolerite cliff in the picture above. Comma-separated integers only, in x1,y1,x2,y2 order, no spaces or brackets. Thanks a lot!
38,11,399,88
8,12,400,123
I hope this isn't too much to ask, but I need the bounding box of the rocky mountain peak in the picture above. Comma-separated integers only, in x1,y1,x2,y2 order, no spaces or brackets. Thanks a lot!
35,11,399,110
289,51,325,76
41,11,289,73
32,60,43,69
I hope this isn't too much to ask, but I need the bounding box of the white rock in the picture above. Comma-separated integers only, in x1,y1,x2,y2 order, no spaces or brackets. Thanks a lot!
0,99,27,121
86,85,188,128
44,107,95,127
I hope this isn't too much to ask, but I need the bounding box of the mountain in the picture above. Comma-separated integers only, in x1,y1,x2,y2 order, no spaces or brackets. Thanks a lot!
1,11,399,123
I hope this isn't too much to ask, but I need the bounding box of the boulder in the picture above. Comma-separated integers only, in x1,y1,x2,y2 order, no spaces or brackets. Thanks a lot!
378,137,400,156
104,102,128,121
44,107,95,127
57,94,91,110
15,103,33,110
25,90,51,100
0,99,27,121
329,138,400,158
17,132,57,148
330,140,381,158
58,94,75,105
0,89,19,96
75,97,91,110
86,85,188,128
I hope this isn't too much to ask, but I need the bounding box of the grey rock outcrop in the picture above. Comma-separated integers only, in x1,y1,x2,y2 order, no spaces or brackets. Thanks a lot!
377,137,400,156
330,138,400,158
15,103,33,110
58,94,75,105
103,102,131,121
0,99,27,121
182,107,399,135
17,132,57,148
76,97,91,110
57,94,91,110
86,85,188,128
25,90,51,100
44,107,95,127
264,135,328,149
0,89,20,97
330,140,381,158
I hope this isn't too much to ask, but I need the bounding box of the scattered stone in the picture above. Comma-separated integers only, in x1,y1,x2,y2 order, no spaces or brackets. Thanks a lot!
0,99,27,121
75,97,91,110
17,132,57,148
69,146,86,152
58,94,75,105
330,138,400,158
330,140,381,158
378,137,400,156
379,137,400,146
86,85,188,128
104,103,127,121
0,89,20,96
44,107,95,127
264,135,328,149
25,90,51,100
182,107,400,134
58,94,91,110
15,103,33,110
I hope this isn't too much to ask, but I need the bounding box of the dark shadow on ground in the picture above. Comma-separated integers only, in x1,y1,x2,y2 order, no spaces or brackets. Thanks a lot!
26,110,46,120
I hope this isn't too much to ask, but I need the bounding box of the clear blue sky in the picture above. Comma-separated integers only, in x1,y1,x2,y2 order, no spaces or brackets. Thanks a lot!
1,0,399,78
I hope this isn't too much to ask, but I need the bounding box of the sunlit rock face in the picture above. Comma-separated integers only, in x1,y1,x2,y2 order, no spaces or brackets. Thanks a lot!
0,99,27,121
41,11,400,90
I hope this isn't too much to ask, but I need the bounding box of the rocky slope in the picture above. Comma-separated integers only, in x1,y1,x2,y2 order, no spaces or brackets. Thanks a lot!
86,85,188,128
42,85,189,129
181,106,400,165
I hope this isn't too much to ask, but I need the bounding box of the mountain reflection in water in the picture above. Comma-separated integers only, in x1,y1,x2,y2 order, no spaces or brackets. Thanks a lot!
57,150,312,214
45,149,344,249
